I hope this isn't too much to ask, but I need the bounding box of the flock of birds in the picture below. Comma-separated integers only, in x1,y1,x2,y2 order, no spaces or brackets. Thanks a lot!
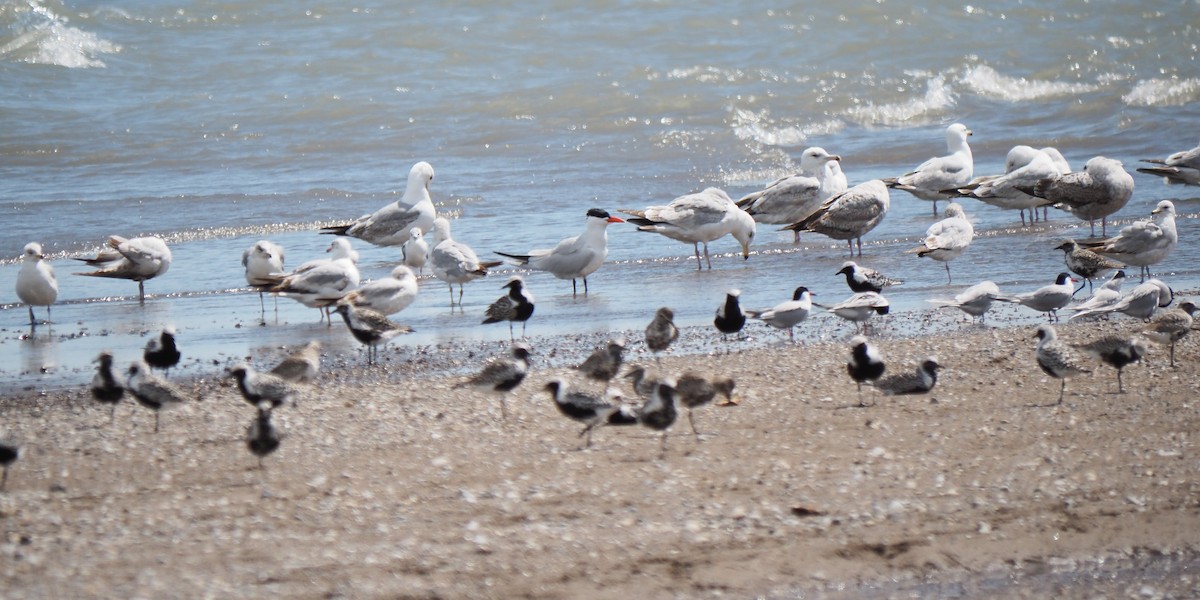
4,129,1199,486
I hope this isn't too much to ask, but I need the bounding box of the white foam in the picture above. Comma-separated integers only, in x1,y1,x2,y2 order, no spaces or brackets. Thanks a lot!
730,107,845,148
0,1,120,68
843,74,956,127
962,65,1099,102
1123,78,1200,107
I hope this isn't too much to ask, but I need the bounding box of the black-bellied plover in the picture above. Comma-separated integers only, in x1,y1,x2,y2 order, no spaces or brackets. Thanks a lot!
1033,324,1092,406
577,338,626,392
635,381,679,457
644,307,679,363
836,261,902,294
674,372,733,435
1055,240,1124,294
0,438,18,492
454,343,532,420
229,364,301,410
334,303,413,365
246,403,282,470
90,350,125,423
126,361,187,433
714,289,746,340
1072,334,1148,394
871,357,940,396
1140,300,1197,367
543,378,637,448
482,276,535,340
270,341,322,384
847,336,886,406
143,326,181,375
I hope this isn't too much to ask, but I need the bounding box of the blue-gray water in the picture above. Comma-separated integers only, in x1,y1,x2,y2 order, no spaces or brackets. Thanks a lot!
2,0,1199,392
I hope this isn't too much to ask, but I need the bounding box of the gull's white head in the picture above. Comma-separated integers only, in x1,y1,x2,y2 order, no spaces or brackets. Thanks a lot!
21,242,44,261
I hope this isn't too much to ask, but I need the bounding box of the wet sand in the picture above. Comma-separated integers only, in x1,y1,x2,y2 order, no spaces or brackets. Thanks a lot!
1,310,1200,598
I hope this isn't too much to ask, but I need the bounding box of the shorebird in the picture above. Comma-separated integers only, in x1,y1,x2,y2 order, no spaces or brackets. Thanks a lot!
908,202,974,283
16,242,57,327
1140,300,1197,367
634,381,679,457
334,303,413,364
428,217,501,307
783,179,890,255
74,235,172,303
714,289,747,340
870,357,940,396
1136,141,1200,186
1068,279,1171,323
1079,200,1177,281
1072,335,1148,394
242,240,285,321
453,343,532,420
270,238,361,322
229,364,301,410
90,350,125,423
1055,240,1124,294
482,276,535,340
402,227,429,274
1063,271,1125,318
997,273,1076,322
883,123,973,216
543,378,638,449
927,280,1001,323
270,341,322,384
577,338,626,392
1033,324,1092,406
674,372,734,435
143,327,181,376
0,439,18,491
1025,156,1134,236
246,404,281,470
738,147,845,234
494,208,625,295
340,265,419,316
745,286,813,342
624,365,664,399
126,361,187,433
621,187,756,270
817,291,890,333
947,145,1061,225
847,335,886,406
321,161,437,247
644,307,680,363
836,261,902,294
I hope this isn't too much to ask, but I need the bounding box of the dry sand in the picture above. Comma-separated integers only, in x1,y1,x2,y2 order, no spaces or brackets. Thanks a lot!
2,315,1200,599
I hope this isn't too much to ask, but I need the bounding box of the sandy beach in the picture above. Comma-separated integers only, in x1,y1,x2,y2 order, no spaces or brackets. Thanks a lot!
2,310,1199,599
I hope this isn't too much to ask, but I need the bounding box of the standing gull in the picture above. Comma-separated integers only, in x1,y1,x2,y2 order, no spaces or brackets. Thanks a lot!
1140,300,1197,367
745,286,813,342
621,187,756,270
270,239,361,322
270,341,322,384
1033,325,1092,406
494,208,625,295
644,307,680,363
847,336,886,406
242,240,285,321
321,161,437,247
482,276,536,340
428,217,501,307
908,203,974,283
1072,335,1148,394
713,289,747,341
1137,141,1200,186
341,265,419,316
144,327,181,376
1079,200,1177,281
783,179,891,255
836,261,902,294
927,280,1001,323
1055,240,1124,294
90,350,125,423
737,147,844,233
402,227,429,274
1025,156,1134,236
126,361,187,433
871,357,941,396
74,235,172,303
997,273,1076,322
817,291,890,333
948,145,1062,225
334,303,413,365
674,373,734,436
543,378,638,449
883,123,974,216
454,343,532,420
1069,279,1171,323
16,242,57,327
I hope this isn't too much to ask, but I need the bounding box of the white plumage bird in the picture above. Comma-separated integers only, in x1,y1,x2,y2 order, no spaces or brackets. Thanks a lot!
908,202,974,283
74,235,172,303
621,188,756,270
16,242,57,327
884,123,974,215
321,161,437,247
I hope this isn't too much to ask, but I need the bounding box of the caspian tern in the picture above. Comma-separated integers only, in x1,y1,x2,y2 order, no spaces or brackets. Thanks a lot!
494,208,624,295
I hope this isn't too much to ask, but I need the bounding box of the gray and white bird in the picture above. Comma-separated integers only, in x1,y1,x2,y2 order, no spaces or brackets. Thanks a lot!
428,217,501,307
624,365,665,399
908,202,974,283
1137,141,1200,186
321,161,437,247
1026,156,1134,236
927,280,1001,323
1063,271,1126,317
1055,239,1124,294
401,227,429,273
1140,300,1197,367
482,276,535,340
1034,324,1093,406
738,147,844,230
74,235,172,303
1072,335,1148,394
543,378,638,448
1079,200,1177,281
143,327,182,376
577,338,627,392
870,357,940,396
242,240,285,320
633,381,679,457
340,265,419,317
714,289,747,340
246,405,281,471
229,363,301,410
644,307,680,362
948,145,1061,225
836,261,903,294
16,242,57,327
1068,278,1170,322
674,373,734,436
454,343,532,420
847,336,886,406
90,350,125,423
997,273,1076,322
783,179,891,255
270,239,361,322
494,208,625,295
621,188,756,270
745,286,813,342
269,340,322,384
334,303,413,364
126,361,187,433
883,123,974,216
817,291,890,333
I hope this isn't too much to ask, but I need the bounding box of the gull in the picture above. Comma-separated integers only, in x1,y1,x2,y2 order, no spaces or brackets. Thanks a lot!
1041,147,1072,175
907,203,974,283
1079,200,1177,281
1033,325,1092,406
621,187,756,270
321,161,437,247
737,147,844,233
126,361,187,433
1069,279,1171,322
783,179,890,255
74,235,172,303
644,307,680,363
1025,156,1134,236
745,286,813,342
428,217,501,307
1063,271,1126,317
144,327,181,375
242,240,285,320
0,438,17,491
482,276,535,340
870,357,941,396
270,340,322,384
453,343,532,420
495,208,625,295
577,338,627,392
543,378,638,449
713,289,746,340
1140,300,1197,367
997,273,1076,322
927,280,1001,323
847,336,886,406
1136,141,1200,185
674,373,735,436
16,242,57,327
883,123,973,216
229,364,301,410
246,405,281,471
1072,335,1148,394
90,350,125,423
948,145,1062,225
270,239,361,322
817,291,890,333
341,265,419,316
401,227,429,274
1055,240,1124,294
836,260,902,294
334,303,413,365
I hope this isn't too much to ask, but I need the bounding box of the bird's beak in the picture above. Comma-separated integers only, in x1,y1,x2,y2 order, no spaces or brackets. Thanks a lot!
830,155,842,162
966,129,974,136
607,216,625,224
742,244,751,260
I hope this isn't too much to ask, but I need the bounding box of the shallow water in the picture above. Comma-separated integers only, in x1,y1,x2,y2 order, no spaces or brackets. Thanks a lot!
2,0,1199,392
